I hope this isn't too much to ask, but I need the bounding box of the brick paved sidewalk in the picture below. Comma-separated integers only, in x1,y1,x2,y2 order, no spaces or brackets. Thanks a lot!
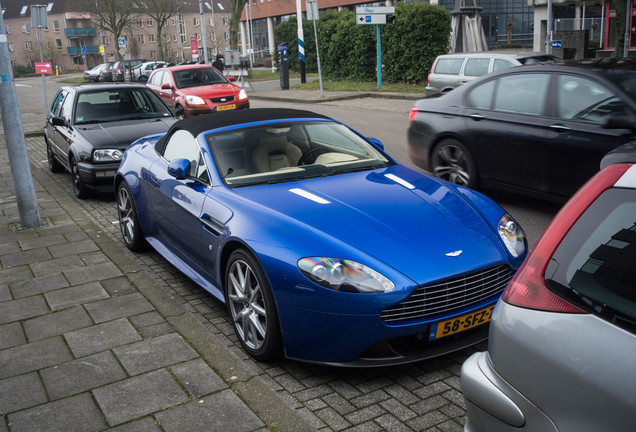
0,137,311,431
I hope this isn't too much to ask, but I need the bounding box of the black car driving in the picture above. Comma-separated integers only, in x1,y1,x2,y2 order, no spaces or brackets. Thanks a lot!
45,84,179,198
407,58,636,201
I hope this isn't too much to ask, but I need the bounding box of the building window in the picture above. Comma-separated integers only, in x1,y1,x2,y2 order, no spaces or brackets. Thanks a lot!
8,42,14,52
149,34,155,42
172,18,177,26
6,24,10,34
103,36,110,45
137,18,143,27
173,35,177,42
138,34,145,43
223,17,229,26
47,40,52,49
209,17,214,27
53,20,59,32
224,31,229,40
196,32,201,41
194,17,200,27
24,41,33,50
150,50,155,58
22,22,31,34
56,38,62,49
146,18,153,26
210,32,215,41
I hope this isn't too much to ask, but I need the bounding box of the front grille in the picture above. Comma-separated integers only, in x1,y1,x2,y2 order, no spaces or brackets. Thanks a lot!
381,265,514,323
210,95,235,103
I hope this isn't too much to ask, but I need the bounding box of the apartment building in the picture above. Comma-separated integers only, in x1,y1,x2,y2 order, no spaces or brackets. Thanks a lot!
1,0,233,71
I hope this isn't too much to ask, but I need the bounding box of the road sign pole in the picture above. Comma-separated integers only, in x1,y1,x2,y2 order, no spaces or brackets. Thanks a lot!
0,0,42,228
377,24,381,90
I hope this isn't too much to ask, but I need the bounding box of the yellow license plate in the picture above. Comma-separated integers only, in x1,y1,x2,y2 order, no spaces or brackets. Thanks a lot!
216,104,236,112
429,305,495,341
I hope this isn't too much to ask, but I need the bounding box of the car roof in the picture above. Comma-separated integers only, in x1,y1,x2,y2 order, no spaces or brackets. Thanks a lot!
435,52,517,59
167,108,332,138
163,64,213,72
63,83,151,93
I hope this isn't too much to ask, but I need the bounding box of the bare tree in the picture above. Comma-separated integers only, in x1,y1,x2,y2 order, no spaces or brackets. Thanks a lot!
70,0,135,61
134,0,178,61
229,0,248,50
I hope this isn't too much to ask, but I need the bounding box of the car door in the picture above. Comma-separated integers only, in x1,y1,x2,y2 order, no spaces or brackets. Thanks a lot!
158,70,177,109
547,73,636,196
464,72,553,194
51,89,77,168
148,129,211,273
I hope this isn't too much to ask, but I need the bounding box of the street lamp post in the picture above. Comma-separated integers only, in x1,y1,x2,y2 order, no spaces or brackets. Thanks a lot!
198,0,209,63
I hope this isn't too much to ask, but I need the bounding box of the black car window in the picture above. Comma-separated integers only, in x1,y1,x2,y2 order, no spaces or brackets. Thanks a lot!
467,79,496,110
464,58,490,77
75,88,172,124
557,75,626,123
50,90,68,117
60,91,75,123
163,129,209,183
492,73,550,116
546,188,636,334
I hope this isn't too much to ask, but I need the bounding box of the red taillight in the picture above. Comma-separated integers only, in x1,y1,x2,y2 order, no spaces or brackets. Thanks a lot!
503,163,632,313
409,108,418,122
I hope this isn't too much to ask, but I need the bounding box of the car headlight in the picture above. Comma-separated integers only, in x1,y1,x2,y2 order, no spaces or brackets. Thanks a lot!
298,257,395,293
497,213,526,258
238,89,248,101
92,149,123,162
185,95,206,105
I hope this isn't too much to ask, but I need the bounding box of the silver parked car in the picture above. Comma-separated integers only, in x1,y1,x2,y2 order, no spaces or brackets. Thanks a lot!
425,52,557,96
460,142,636,431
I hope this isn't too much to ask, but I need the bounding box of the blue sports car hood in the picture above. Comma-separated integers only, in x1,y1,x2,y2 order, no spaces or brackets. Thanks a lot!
234,166,508,285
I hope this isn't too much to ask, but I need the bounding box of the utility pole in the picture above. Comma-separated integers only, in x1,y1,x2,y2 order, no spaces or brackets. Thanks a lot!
198,0,209,63
295,0,306,83
0,0,42,228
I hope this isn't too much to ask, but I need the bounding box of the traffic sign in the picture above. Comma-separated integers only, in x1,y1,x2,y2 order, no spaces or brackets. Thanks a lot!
355,6,394,14
81,45,87,57
119,48,125,55
99,44,105,53
357,14,387,25
34,62,52,74
552,40,562,48
118,37,126,48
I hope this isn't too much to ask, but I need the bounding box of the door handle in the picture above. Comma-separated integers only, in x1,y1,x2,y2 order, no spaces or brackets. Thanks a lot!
469,114,486,121
549,124,571,132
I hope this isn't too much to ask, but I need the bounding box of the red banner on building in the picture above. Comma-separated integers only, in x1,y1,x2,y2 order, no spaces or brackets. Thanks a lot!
34,62,52,74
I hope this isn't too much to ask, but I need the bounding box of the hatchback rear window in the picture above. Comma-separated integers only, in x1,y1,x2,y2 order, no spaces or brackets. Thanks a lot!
434,58,464,75
546,188,636,332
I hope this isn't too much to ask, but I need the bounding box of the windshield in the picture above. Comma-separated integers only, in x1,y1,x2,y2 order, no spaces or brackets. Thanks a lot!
614,74,636,102
207,121,392,187
74,88,173,124
174,67,227,88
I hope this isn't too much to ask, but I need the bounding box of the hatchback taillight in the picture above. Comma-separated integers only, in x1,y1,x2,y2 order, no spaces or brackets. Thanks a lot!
502,163,632,313
409,108,418,122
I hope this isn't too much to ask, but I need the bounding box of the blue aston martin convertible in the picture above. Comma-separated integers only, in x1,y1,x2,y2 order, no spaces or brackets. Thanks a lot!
115,108,527,366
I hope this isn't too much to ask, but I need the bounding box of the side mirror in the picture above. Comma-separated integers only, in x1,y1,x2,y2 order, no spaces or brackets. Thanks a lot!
602,112,636,131
51,116,67,127
161,83,172,90
167,158,191,179
173,106,185,118
228,76,236,82
368,137,385,151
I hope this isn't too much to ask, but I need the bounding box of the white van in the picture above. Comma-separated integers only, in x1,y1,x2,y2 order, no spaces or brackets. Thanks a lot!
425,52,557,96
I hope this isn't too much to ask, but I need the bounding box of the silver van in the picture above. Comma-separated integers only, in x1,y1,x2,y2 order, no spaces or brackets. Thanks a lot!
425,52,557,96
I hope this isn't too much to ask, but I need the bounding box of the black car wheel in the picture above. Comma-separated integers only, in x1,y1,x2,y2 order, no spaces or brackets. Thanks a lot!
225,249,283,361
117,182,147,251
431,139,477,189
46,140,64,173
70,156,91,199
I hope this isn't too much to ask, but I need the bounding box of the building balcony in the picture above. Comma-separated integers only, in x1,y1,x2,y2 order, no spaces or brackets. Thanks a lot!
67,45,100,56
64,27,97,38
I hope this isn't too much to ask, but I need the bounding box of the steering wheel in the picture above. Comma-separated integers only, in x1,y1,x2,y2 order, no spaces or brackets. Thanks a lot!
297,148,324,165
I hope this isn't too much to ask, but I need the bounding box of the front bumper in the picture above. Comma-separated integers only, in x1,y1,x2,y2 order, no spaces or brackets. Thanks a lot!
186,101,250,117
77,160,121,193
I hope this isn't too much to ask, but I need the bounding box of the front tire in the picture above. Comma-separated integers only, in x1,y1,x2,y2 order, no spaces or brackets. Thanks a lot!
431,139,477,189
225,249,283,361
70,156,91,199
117,182,147,251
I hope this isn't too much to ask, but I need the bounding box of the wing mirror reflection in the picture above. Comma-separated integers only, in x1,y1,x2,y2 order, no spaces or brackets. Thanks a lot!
368,137,385,151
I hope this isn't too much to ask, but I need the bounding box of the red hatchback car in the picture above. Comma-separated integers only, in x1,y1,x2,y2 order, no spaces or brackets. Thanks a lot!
146,64,249,117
